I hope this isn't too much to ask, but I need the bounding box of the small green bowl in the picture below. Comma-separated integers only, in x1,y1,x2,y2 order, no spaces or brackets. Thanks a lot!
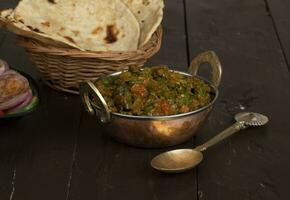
0,70,40,119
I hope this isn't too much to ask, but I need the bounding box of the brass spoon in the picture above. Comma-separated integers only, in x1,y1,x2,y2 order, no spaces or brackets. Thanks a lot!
151,112,269,173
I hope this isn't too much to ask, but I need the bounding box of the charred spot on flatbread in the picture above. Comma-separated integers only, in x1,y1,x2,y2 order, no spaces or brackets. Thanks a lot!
14,14,24,24
63,36,76,44
91,27,103,35
60,27,66,32
47,0,57,4
14,14,22,21
72,30,80,36
27,25,42,33
142,0,150,6
41,21,50,27
104,25,119,44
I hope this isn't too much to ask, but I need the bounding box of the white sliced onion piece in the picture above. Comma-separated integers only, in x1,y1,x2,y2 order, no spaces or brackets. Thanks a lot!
0,89,31,111
0,59,9,76
7,89,33,113
0,70,30,103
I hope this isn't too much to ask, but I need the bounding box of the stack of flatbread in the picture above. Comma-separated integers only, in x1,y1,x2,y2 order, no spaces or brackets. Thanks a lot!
0,0,164,51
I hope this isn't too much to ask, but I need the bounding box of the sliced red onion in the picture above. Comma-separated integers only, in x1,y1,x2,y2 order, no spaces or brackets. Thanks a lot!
0,59,9,76
0,70,29,103
0,89,31,110
6,89,33,113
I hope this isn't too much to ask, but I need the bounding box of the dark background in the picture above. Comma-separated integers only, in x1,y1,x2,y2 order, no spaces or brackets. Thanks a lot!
0,0,290,200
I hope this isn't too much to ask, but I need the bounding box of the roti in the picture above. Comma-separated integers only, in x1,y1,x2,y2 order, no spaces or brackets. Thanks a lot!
0,9,82,49
121,0,164,46
11,0,140,51
0,0,164,51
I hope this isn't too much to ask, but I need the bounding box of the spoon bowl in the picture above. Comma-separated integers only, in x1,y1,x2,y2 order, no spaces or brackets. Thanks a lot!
151,149,203,173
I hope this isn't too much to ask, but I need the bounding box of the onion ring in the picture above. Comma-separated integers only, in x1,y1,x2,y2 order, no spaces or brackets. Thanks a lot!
0,70,29,103
0,59,9,76
6,89,33,112
0,89,31,110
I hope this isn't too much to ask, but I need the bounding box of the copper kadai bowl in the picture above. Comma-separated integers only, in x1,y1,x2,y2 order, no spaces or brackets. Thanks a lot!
79,51,222,148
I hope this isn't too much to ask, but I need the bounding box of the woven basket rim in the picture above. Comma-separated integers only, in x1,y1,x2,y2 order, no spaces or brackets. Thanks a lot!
17,26,163,59
16,26,163,94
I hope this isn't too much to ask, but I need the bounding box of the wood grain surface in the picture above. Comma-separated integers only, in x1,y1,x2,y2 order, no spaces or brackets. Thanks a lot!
0,0,289,199
185,0,290,199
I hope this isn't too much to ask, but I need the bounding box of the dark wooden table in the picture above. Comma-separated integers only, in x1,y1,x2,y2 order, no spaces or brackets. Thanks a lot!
1,0,290,199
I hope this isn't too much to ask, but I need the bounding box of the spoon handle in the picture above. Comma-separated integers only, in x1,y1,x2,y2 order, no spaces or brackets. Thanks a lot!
195,121,248,152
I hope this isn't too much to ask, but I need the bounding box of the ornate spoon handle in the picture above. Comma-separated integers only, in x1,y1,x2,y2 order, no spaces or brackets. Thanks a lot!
195,122,248,152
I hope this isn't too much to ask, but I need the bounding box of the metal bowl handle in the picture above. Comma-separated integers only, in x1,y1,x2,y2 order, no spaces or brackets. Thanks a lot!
79,81,111,123
189,51,222,88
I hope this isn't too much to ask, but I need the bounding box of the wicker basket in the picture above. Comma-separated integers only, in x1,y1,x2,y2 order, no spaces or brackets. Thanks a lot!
17,27,163,94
